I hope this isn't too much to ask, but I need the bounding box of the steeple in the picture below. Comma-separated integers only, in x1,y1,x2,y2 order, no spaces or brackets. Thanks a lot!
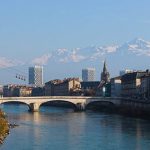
101,60,110,83
103,60,107,73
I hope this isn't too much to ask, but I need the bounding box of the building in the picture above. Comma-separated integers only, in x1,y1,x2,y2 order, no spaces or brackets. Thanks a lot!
140,73,150,99
120,69,134,76
0,85,3,97
110,76,121,97
82,68,95,81
101,60,110,83
121,71,148,98
29,66,43,87
96,60,110,96
81,81,100,90
3,84,32,97
3,84,14,97
81,81,100,96
31,87,45,96
45,78,81,96
13,86,32,97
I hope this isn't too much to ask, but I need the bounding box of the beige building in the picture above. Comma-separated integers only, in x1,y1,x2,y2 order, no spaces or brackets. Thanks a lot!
45,78,81,96
3,84,32,97
121,71,148,98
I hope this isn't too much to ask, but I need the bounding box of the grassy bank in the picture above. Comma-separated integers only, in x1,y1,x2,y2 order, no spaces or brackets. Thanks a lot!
0,109,9,144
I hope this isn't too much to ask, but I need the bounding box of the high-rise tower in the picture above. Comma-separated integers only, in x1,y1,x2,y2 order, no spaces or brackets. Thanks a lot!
29,66,43,87
82,68,96,81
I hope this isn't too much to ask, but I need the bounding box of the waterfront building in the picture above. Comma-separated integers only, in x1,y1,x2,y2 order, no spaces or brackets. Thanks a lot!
81,81,100,90
13,86,32,97
45,78,81,96
140,72,150,99
0,85,3,97
82,68,96,81
3,84,14,97
3,84,32,97
29,66,43,87
81,81,100,96
31,87,45,96
121,71,148,98
110,76,121,97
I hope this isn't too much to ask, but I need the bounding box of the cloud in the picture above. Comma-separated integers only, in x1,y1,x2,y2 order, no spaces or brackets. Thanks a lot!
32,54,52,65
0,57,23,68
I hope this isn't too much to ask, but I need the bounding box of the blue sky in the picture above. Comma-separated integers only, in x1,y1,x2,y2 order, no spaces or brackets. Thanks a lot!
0,0,150,84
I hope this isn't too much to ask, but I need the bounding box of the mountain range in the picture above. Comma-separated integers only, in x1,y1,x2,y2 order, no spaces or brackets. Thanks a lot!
32,37,150,65
0,38,150,83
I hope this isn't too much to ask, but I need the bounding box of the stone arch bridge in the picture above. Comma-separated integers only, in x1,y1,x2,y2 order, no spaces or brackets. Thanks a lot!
0,96,123,112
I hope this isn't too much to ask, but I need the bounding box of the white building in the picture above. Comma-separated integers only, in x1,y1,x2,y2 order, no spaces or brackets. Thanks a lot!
110,76,121,97
82,68,96,81
29,66,43,87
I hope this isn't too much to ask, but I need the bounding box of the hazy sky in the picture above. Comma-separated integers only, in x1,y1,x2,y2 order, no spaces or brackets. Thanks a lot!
0,0,150,84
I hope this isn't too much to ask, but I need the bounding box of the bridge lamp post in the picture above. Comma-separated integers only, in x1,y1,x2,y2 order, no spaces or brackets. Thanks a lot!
102,87,106,97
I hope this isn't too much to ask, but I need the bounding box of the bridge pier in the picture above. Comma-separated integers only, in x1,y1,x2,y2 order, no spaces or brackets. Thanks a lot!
75,103,86,111
29,103,40,112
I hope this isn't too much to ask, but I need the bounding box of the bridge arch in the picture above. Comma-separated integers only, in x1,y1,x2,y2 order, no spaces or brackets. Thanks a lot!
39,99,78,111
85,100,116,110
0,101,31,111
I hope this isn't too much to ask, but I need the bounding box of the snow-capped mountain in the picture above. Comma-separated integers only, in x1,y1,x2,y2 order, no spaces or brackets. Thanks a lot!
118,38,150,56
45,38,150,64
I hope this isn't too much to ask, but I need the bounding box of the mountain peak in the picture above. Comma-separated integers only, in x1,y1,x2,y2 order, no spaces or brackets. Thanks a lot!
129,37,148,44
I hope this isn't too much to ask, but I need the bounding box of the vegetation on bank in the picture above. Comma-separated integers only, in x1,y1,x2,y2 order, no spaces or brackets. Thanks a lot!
0,109,9,144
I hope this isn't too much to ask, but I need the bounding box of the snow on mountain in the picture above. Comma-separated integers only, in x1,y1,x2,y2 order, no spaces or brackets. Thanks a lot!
32,38,150,65
49,45,118,63
119,38,150,56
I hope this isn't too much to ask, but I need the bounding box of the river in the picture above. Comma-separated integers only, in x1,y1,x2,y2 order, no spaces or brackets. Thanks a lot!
0,103,150,150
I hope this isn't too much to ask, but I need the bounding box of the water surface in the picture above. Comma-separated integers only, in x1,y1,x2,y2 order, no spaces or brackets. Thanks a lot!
0,104,150,150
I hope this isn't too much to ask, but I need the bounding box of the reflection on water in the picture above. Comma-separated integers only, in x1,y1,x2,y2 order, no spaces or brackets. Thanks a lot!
0,104,150,150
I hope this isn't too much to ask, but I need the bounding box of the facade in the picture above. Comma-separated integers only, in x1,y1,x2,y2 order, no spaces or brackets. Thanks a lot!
3,84,14,97
82,68,95,81
45,78,81,96
14,86,32,97
31,87,45,96
110,76,121,97
140,74,150,99
3,84,32,97
121,71,148,98
29,66,43,87
0,85,3,97
81,81,100,96
81,81,100,90
45,79,62,96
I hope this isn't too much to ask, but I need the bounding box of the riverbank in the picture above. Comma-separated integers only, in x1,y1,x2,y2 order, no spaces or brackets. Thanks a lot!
0,109,9,144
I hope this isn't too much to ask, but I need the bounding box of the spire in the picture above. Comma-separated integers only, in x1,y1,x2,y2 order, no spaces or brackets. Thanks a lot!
103,60,107,73
101,59,110,83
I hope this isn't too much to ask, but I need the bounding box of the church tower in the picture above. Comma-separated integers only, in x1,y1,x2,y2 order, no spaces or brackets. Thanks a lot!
101,60,110,83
